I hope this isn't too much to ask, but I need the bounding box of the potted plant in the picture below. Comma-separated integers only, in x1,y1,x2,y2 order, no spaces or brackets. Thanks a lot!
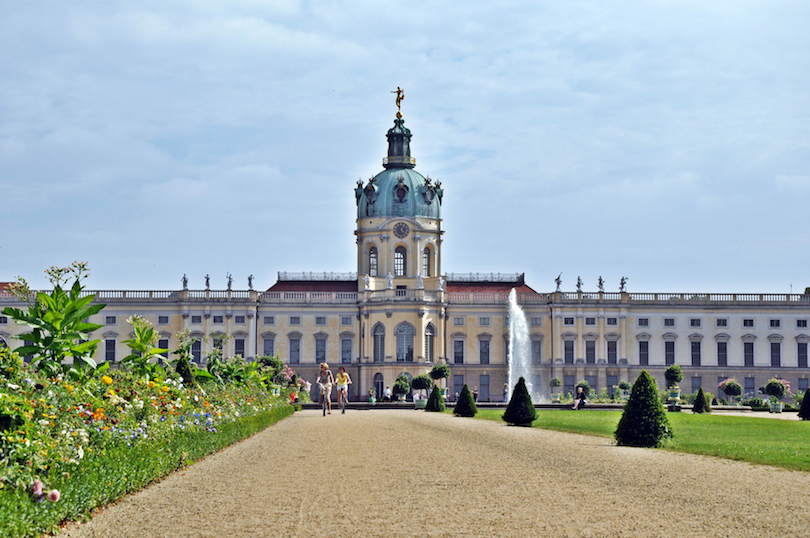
393,373,411,402
429,363,451,399
549,376,562,403
664,364,683,411
618,380,632,400
764,378,790,413
411,373,433,409
717,378,742,405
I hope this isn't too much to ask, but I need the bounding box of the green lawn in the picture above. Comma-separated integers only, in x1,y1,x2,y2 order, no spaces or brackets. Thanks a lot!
476,409,810,472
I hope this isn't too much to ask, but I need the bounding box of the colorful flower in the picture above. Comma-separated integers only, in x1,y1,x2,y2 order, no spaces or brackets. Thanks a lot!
48,489,60,502
101,376,113,385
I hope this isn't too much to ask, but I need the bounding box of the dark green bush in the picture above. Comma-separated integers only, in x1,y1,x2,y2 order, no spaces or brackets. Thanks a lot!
692,387,711,414
412,373,432,395
175,356,194,386
454,384,477,417
429,363,451,382
393,373,411,397
798,390,810,420
425,385,445,412
502,377,536,426
743,397,765,408
615,370,672,447
575,379,592,398
664,364,683,388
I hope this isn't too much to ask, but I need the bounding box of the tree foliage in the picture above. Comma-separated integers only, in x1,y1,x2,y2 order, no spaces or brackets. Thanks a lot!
718,378,742,398
664,364,683,388
425,385,445,412
429,363,451,381
575,379,592,397
454,384,477,417
393,373,411,396
502,377,536,426
615,370,672,447
692,387,711,414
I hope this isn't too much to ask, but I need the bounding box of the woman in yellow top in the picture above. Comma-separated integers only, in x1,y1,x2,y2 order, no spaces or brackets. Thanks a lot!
335,366,352,414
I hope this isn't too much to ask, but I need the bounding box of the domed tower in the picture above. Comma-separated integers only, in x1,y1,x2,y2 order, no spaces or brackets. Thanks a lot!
354,96,446,371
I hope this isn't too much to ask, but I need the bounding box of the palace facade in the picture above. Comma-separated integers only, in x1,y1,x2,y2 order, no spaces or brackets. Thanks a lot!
2,109,809,402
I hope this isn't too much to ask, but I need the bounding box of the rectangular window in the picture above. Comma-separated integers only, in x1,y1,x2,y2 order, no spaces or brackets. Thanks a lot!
315,316,327,326
289,316,301,326
530,317,543,326
453,317,465,326
691,341,701,366
453,375,464,400
235,315,246,324
453,340,464,364
607,375,618,397
341,316,353,326
0,315,7,324
191,340,202,363
799,342,808,368
691,376,702,394
744,377,755,397
607,341,617,364
770,342,781,367
395,285,407,297
158,338,170,362
664,318,675,327
263,316,275,325
289,338,300,364
341,338,352,364
563,317,575,326
716,318,727,328
315,338,327,362
158,315,170,325
799,378,809,392
105,316,117,325
690,318,701,328
234,338,246,358
564,375,575,397
585,341,596,364
191,315,202,324
263,338,275,357
638,318,649,327
639,341,649,366
213,315,224,324
479,375,490,402
744,342,754,366
479,340,490,365
585,375,597,395
606,317,618,326
105,339,116,362
797,319,808,328
717,341,728,366
743,319,754,328
478,317,490,327
585,317,596,326
665,341,675,365
770,319,781,329
564,340,574,364
532,340,542,364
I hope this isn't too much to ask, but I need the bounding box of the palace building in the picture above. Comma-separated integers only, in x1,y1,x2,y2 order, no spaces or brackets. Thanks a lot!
1,106,809,402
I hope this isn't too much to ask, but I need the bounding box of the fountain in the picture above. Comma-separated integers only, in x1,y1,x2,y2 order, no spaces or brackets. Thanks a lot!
507,288,532,399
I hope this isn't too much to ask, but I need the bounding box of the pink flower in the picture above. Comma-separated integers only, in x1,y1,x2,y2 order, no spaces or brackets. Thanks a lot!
31,480,43,496
48,489,61,502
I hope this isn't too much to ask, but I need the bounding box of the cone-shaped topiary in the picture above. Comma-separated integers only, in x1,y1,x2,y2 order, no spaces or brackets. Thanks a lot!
615,370,672,447
798,390,810,420
425,384,446,412
692,387,711,414
502,377,536,426
454,384,478,417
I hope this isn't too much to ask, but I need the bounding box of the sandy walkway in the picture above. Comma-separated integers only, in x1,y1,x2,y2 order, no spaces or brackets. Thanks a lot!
60,409,810,537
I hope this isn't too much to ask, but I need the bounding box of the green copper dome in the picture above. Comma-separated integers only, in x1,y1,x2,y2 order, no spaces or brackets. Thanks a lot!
355,116,443,219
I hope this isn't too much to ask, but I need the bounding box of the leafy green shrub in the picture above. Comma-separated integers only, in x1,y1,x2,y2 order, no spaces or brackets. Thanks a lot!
718,378,742,402
425,385,445,412
575,380,592,398
615,370,672,447
742,397,765,408
692,387,711,414
502,377,536,426
412,374,432,394
549,377,562,389
175,355,195,386
454,384,477,417
664,364,683,388
393,373,411,397
798,390,810,420
764,378,790,401
618,380,632,391
429,363,451,382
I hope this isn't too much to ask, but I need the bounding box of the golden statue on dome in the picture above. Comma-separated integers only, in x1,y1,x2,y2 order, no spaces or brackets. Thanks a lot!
391,87,404,118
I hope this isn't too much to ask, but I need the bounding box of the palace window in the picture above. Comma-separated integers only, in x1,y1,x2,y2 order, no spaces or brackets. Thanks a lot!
479,339,490,365
453,317,465,326
105,339,116,362
691,341,701,366
315,337,327,362
263,316,275,325
290,316,301,325
563,317,574,326
532,340,542,364
341,338,352,364
664,318,675,327
743,319,754,328
369,247,378,277
564,340,574,364
690,318,701,328
422,247,430,277
799,342,808,368
394,246,406,277
105,316,117,325
585,317,596,326
744,342,754,366
191,339,202,363
639,341,649,366
770,319,781,329
607,341,618,364
717,341,728,366
289,337,300,364
606,317,618,326
373,324,385,362
453,340,464,364
191,315,202,324
585,340,596,364
716,318,727,328
530,317,543,326
770,342,781,367
341,316,353,326
424,324,435,363
396,323,415,362
316,316,327,326
263,337,275,357
665,341,675,365
234,338,246,358
158,315,170,325
798,319,808,328
213,315,224,324
479,317,490,327
638,318,649,327
691,376,702,393
158,338,170,362
235,315,246,324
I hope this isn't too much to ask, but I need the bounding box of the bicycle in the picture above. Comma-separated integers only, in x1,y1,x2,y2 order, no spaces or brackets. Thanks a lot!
319,384,330,416
337,387,348,414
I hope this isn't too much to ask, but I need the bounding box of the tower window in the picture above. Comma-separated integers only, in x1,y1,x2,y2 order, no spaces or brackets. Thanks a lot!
369,247,378,277
394,246,406,277
422,247,430,277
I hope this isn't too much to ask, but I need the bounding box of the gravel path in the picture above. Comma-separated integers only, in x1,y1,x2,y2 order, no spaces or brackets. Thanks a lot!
59,409,810,537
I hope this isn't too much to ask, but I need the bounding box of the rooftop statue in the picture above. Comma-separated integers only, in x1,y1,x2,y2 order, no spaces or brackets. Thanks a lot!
555,273,562,292
391,86,404,117
620,276,628,292
598,276,604,292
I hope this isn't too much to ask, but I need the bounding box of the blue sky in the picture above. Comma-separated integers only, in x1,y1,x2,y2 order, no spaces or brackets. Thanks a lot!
1,1,808,293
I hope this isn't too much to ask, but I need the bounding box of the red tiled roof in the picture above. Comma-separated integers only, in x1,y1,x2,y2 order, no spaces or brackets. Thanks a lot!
266,280,358,293
0,282,12,291
446,282,537,294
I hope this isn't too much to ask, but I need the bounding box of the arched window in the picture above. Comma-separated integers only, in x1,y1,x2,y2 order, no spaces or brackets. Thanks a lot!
374,373,384,400
424,323,435,363
394,246,406,276
369,247,378,277
422,247,430,277
396,323,415,362
373,324,385,362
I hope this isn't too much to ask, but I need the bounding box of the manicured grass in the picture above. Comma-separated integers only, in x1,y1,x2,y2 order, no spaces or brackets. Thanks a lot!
476,409,810,472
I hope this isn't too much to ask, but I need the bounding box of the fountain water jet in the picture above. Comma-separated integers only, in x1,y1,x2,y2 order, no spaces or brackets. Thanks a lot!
507,288,532,399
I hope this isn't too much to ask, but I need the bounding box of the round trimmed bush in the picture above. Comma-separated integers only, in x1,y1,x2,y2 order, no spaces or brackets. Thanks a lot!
692,387,711,414
664,364,683,388
454,384,477,417
425,385,445,412
502,377,536,426
615,370,672,447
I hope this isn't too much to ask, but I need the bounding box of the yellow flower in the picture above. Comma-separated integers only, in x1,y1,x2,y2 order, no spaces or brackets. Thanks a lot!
101,376,113,385
65,384,74,392
161,386,169,393
148,381,155,389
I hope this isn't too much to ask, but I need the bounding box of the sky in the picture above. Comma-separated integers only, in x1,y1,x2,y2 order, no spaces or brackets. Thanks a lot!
1,1,808,294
